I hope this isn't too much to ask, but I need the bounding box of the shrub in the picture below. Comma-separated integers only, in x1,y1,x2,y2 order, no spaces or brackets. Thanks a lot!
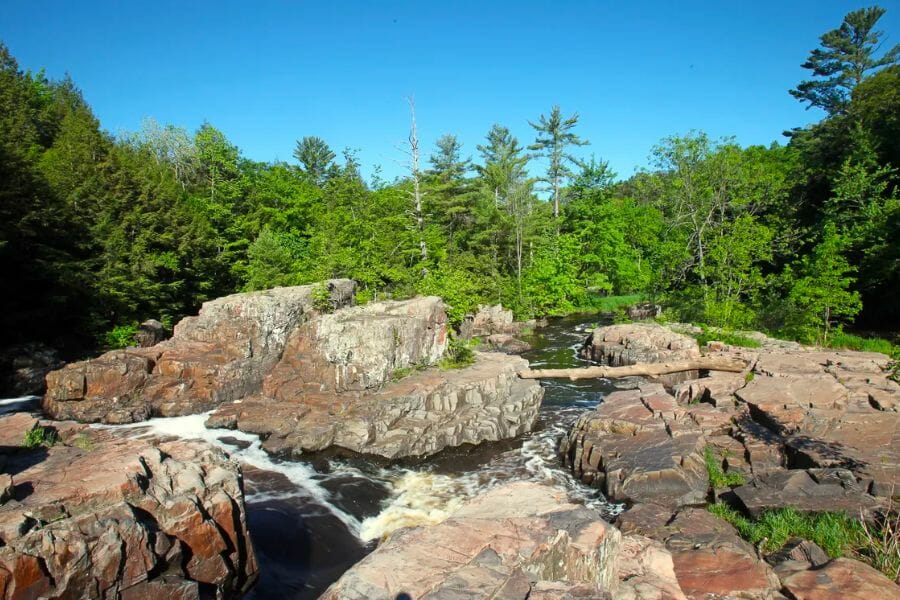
103,323,138,349
694,329,761,349
23,424,58,449
312,284,334,312
440,335,476,369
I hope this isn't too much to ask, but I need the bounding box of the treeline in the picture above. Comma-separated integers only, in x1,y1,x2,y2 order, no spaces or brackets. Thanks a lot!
0,7,897,358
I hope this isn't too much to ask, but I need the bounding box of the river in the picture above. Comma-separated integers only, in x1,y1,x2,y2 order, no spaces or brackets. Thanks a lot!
13,315,625,598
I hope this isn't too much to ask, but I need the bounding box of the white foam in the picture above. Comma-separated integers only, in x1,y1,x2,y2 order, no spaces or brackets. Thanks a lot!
101,413,365,535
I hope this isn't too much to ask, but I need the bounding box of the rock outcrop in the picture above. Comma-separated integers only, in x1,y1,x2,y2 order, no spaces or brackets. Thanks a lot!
0,412,257,598
209,351,543,460
322,482,624,599
43,280,356,424
561,384,710,508
579,323,701,386
0,343,63,397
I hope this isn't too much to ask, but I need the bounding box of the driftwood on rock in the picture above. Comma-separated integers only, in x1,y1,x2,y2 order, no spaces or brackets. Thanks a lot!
518,357,748,380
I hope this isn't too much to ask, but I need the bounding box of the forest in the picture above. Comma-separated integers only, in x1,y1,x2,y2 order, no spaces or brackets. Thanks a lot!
0,6,897,361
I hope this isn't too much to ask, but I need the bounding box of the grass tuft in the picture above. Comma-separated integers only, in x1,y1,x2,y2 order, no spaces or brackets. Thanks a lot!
695,329,762,348
23,424,58,449
703,446,746,488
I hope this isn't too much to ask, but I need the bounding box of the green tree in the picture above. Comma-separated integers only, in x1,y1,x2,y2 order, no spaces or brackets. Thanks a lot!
790,6,898,115
784,224,862,343
293,136,336,186
528,106,589,221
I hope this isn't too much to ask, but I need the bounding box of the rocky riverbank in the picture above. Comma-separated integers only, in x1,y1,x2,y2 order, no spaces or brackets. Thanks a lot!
0,412,257,599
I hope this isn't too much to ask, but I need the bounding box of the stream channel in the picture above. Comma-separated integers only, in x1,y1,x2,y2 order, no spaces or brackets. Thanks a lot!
19,314,630,598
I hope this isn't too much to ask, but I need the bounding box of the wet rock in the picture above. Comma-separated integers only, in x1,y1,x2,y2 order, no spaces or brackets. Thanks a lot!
732,468,883,519
562,386,708,508
580,323,701,386
210,352,544,460
43,280,355,424
320,482,622,600
0,414,257,598
779,557,899,599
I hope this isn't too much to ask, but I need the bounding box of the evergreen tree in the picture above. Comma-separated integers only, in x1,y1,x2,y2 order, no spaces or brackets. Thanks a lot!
790,6,898,115
293,136,336,187
528,106,589,221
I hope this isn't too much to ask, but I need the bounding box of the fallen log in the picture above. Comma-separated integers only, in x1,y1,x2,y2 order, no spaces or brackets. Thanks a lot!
518,357,748,380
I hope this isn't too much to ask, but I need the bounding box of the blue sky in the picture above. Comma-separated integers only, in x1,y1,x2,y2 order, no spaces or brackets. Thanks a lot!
3,1,899,182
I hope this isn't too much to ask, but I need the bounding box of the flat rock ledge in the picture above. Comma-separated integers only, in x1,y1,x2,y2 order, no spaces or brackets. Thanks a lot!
208,352,543,460
0,412,257,599
579,323,701,386
43,280,356,423
322,481,686,600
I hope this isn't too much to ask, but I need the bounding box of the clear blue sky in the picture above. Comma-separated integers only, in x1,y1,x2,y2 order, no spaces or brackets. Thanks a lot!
3,1,899,182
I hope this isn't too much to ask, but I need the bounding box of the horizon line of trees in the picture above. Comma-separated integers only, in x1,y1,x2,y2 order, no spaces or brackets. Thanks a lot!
0,6,897,361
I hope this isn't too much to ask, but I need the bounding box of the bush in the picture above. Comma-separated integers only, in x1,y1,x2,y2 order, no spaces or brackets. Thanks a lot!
103,323,138,349
312,284,333,312
439,335,476,369
694,329,762,348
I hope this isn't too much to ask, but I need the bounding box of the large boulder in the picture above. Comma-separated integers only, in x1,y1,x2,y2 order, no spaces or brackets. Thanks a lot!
208,352,543,460
561,385,709,508
43,280,355,423
580,323,701,386
0,413,257,598
320,482,623,599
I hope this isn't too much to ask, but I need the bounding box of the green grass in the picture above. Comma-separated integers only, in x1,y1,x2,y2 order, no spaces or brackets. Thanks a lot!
23,424,59,449
592,294,644,313
704,446,746,488
694,329,762,348
824,331,896,355
708,504,865,557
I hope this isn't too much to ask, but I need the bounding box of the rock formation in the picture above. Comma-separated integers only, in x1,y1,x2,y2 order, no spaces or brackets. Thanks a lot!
321,482,626,599
43,280,356,423
0,412,257,599
579,323,701,386
206,297,543,459
208,351,543,459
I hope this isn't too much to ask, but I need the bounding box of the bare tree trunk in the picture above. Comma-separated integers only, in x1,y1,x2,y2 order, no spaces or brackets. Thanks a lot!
408,97,427,274
518,356,748,380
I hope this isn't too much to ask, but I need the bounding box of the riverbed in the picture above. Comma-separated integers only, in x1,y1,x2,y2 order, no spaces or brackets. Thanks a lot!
114,315,624,598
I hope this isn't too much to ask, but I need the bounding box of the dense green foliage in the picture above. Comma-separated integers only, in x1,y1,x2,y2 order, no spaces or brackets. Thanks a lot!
0,7,897,359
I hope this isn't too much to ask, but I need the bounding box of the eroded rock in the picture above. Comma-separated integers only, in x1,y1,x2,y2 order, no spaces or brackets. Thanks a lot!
580,323,701,386
43,281,355,423
210,352,543,460
320,482,622,599
0,414,257,598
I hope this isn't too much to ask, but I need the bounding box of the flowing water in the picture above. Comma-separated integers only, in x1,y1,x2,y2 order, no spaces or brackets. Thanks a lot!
6,315,625,598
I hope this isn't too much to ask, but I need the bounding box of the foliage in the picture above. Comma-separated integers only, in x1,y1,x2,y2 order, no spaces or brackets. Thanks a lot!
103,323,138,349
790,6,898,114
694,329,762,349
439,335,477,369
707,503,899,580
311,284,333,313
703,447,746,488
824,331,895,355
1,7,899,363
23,424,58,449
